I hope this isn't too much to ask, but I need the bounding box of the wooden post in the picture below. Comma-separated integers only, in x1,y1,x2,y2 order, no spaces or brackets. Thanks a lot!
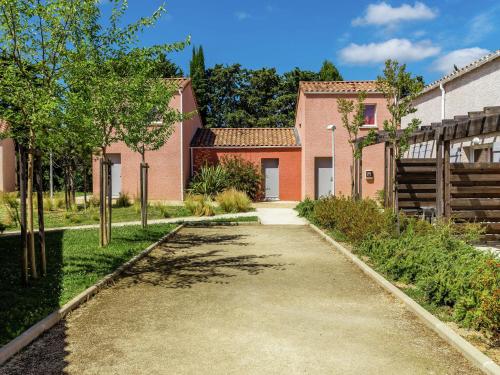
99,158,105,247
140,162,149,228
107,160,112,242
435,129,444,218
443,140,451,218
384,142,389,207
19,144,28,285
358,147,363,200
35,150,46,276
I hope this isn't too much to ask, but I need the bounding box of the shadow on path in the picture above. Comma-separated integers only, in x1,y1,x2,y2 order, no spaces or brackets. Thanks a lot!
118,231,290,289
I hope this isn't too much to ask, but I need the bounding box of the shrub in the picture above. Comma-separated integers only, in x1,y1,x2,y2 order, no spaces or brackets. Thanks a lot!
154,202,171,218
0,192,20,227
43,195,55,211
356,220,499,337
0,221,6,234
184,194,215,216
312,196,393,243
295,198,317,220
189,165,228,197
115,193,131,208
53,192,66,210
216,189,251,213
89,196,100,208
220,156,261,200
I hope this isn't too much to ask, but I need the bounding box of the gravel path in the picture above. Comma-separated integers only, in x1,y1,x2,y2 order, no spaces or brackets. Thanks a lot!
1,225,480,374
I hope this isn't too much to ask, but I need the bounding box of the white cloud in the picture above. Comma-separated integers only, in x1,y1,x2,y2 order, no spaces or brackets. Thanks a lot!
353,2,437,27
432,48,491,74
465,12,496,44
235,11,251,21
339,39,440,64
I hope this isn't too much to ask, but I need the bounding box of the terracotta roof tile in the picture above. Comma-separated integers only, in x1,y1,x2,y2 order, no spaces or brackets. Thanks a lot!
300,81,379,93
190,128,300,148
165,78,191,91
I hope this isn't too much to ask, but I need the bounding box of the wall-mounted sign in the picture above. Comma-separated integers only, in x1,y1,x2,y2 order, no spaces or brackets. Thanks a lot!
365,170,374,179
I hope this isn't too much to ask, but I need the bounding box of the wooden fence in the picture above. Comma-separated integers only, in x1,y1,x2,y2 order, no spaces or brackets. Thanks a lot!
396,159,500,240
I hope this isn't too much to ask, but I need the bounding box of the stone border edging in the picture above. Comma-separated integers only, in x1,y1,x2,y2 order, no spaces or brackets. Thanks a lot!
309,223,500,375
0,223,185,367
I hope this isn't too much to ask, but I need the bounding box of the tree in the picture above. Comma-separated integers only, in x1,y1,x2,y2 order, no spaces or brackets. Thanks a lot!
119,54,185,228
319,60,343,81
67,0,188,245
190,46,208,124
376,59,423,231
153,54,183,78
0,0,97,283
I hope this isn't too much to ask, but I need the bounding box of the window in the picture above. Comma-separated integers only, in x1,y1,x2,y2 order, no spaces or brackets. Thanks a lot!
363,105,376,126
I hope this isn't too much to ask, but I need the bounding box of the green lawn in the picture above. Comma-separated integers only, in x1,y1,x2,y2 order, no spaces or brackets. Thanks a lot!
0,204,200,231
0,223,177,346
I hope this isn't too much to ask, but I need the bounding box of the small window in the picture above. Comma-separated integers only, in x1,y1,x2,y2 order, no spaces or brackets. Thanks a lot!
363,105,376,126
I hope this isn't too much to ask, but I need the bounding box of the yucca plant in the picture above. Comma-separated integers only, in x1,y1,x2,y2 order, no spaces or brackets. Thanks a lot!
188,165,228,197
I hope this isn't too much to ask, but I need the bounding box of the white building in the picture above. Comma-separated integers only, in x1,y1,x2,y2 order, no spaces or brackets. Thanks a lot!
403,50,500,162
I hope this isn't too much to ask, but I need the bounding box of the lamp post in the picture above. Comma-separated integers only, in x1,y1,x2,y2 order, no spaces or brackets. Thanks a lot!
326,125,336,196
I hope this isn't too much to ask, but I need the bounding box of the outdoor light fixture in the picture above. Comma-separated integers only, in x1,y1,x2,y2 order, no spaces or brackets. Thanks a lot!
326,125,336,195
472,137,481,146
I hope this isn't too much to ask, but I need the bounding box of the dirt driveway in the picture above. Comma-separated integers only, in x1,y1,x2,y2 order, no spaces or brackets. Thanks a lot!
1,225,480,374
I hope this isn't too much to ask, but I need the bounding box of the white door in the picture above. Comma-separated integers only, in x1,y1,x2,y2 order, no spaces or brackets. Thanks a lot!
107,154,121,197
316,158,333,199
263,159,279,200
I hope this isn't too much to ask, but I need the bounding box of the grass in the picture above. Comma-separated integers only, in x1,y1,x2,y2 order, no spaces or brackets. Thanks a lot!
0,223,177,346
0,204,195,231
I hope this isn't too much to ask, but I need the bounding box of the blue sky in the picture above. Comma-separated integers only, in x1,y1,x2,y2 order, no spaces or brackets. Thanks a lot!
107,0,499,84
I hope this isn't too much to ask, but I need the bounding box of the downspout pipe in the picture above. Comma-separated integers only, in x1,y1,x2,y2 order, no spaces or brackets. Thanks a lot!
439,83,446,120
179,89,184,201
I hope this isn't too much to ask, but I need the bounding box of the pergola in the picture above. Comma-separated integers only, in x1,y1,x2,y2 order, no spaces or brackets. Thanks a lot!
354,106,500,222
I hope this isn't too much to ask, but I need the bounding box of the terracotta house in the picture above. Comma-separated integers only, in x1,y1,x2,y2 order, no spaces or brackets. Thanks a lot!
91,78,202,202
295,81,388,200
91,80,389,202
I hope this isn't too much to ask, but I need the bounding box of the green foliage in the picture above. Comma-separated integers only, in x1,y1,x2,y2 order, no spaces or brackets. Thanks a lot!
319,60,343,81
221,156,261,200
376,60,424,159
184,194,215,216
357,220,499,337
189,165,228,197
375,189,385,207
195,63,325,128
312,196,393,243
190,45,208,124
216,189,252,213
153,54,184,78
0,221,6,233
295,198,317,220
154,202,171,218
0,192,20,227
115,193,132,208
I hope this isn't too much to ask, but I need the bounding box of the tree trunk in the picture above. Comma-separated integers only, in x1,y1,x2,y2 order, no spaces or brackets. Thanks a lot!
83,166,88,211
107,159,112,242
140,152,148,229
27,144,37,279
19,144,28,285
99,155,106,246
35,150,46,276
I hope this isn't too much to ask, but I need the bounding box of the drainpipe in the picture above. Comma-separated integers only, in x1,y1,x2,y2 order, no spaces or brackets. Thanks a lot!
439,83,446,120
179,89,184,201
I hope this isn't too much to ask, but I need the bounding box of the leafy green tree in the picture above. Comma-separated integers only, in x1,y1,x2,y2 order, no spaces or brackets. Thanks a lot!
119,57,185,227
376,59,423,231
0,0,97,282
319,60,343,81
190,46,208,123
67,0,188,245
153,54,183,78
337,92,376,198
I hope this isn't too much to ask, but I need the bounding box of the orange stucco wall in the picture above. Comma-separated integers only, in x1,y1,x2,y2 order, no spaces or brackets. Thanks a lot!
0,138,16,192
192,147,302,201
92,82,202,202
295,93,389,199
